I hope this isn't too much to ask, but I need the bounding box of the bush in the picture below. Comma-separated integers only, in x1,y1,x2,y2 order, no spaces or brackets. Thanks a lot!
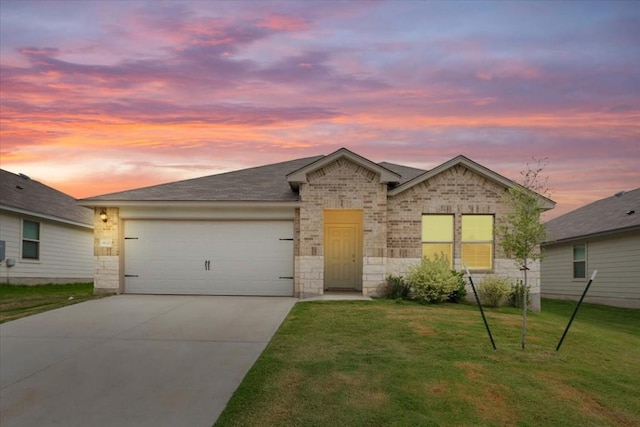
385,275,410,299
509,279,531,308
477,275,511,308
406,255,464,304
448,270,468,303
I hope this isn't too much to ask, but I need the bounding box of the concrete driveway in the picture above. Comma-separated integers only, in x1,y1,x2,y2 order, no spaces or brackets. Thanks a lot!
0,295,296,427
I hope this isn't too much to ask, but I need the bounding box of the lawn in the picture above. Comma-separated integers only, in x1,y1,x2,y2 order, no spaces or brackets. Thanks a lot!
215,299,640,427
0,282,106,323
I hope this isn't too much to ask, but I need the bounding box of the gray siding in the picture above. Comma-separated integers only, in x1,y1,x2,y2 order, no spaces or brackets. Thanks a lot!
541,230,640,308
0,212,93,284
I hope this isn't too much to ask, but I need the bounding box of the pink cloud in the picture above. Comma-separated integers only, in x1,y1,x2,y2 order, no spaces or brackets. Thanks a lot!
1,0,638,219
258,14,309,31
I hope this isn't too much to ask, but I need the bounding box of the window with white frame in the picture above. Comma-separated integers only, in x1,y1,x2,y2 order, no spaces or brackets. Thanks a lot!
22,220,40,260
461,215,494,270
573,243,586,279
421,214,454,267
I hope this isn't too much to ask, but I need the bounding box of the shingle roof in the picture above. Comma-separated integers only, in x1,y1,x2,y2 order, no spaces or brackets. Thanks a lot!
81,150,548,211
544,188,640,243
80,154,429,204
378,162,426,185
0,169,93,226
82,156,324,202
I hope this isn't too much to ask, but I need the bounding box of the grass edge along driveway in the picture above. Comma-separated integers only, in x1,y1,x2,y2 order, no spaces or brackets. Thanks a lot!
216,299,639,427
0,283,107,324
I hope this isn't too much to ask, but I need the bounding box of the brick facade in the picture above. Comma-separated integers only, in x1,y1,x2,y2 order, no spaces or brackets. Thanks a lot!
88,152,543,310
386,164,539,310
297,159,540,310
296,158,388,297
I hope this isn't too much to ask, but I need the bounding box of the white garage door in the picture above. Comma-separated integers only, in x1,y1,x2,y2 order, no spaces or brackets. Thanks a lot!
124,220,294,296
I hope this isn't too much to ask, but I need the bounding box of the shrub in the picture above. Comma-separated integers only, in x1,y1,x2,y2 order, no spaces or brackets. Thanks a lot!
509,279,531,308
406,254,464,304
448,270,468,303
385,275,410,299
477,275,511,308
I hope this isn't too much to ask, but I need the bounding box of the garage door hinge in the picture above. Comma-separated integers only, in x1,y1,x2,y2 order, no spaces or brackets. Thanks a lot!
279,238,294,241
124,237,139,240
124,274,139,277
279,276,294,279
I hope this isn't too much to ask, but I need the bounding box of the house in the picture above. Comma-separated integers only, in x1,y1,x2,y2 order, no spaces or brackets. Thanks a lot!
541,188,640,309
0,169,94,284
79,148,555,309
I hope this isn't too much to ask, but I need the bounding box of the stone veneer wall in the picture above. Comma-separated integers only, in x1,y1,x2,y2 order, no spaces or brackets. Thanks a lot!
297,158,388,297
92,207,121,294
386,165,541,311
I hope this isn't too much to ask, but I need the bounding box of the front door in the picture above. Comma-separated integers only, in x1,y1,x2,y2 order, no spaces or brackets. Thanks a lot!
324,210,363,290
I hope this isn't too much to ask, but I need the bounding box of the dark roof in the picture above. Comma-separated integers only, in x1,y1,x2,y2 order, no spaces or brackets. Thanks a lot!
0,169,93,226
544,188,640,243
81,150,546,209
81,154,429,204
82,156,324,202
378,162,426,185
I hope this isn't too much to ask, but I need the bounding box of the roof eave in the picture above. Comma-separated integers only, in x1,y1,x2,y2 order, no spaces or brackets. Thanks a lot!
0,204,93,229
286,148,401,188
388,155,557,210
77,200,301,208
542,224,640,246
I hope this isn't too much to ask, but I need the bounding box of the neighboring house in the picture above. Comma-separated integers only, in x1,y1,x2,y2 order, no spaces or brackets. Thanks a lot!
79,148,554,309
0,169,94,284
541,188,640,309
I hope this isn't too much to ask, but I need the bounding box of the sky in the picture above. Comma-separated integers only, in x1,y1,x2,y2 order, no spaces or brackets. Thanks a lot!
1,0,638,219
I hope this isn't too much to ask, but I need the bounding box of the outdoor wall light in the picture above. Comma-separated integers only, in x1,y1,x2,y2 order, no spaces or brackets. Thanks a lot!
99,210,108,223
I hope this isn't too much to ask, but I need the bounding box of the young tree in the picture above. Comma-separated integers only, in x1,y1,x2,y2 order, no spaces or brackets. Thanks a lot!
498,158,550,350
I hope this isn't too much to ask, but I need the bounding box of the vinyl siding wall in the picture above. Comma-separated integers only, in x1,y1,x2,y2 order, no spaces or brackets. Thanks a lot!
0,211,93,284
541,230,640,308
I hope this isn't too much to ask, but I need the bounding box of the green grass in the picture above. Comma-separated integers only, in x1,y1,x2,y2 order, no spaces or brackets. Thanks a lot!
0,282,106,323
215,299,640,427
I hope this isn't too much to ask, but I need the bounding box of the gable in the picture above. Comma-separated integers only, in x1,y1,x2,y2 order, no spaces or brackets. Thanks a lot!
390,163,507,203
388,155,555,210
287,147,400,190
307,157,380,184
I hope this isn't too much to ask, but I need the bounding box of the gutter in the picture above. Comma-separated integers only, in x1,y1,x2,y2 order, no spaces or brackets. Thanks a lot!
77,200,301,209
0,204,94,229
542,225,640,246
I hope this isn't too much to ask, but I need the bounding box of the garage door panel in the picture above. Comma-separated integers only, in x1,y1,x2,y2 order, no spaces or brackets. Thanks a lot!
124,220,293,296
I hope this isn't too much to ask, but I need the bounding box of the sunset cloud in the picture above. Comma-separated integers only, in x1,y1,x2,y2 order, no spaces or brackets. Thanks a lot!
1,0,638,218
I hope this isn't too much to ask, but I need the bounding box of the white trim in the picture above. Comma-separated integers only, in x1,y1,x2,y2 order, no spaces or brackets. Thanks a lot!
77,200,300,209
1,205,93,229
286,147,401,189
388,155,556,210
118,205,296,220
20,218,41,262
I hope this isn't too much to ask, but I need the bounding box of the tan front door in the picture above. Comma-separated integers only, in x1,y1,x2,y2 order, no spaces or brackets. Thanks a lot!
324,210,363,290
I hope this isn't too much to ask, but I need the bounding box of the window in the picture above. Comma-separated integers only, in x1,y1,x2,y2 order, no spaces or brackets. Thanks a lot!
573,244,586,279
22,220,40,260
421,215,453,267
461,215,493,270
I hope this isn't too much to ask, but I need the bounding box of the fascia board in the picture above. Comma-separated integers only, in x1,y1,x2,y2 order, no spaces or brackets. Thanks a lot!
0,204,94,229
542,225,640,246
77,200,301,209
286,147,400,185
388,156,556,210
